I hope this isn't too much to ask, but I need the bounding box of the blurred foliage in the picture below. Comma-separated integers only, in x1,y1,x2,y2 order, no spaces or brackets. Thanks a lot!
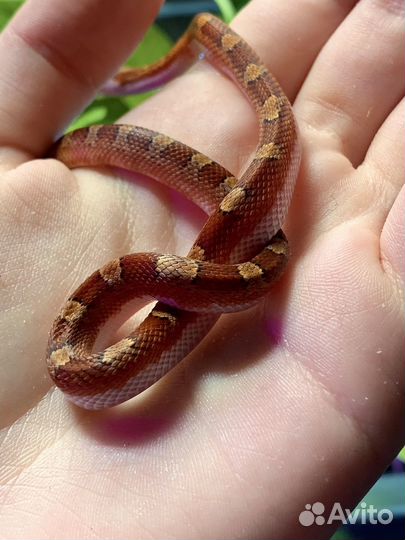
213,0,236,22
229,0,250,12
0,0,250,129
0,0,24,30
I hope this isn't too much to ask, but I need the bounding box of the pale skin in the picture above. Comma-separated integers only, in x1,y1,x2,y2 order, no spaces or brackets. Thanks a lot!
0,0,403,538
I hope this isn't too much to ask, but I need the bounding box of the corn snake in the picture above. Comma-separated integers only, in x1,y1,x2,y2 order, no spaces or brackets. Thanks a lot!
46,13,301,409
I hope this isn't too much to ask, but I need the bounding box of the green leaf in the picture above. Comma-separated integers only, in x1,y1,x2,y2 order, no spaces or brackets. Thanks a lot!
68,98,129,131
213,0,237,22
0,0,24,31
126,24,172,67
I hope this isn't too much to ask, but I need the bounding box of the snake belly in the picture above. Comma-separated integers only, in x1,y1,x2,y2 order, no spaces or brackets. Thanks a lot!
46,13,301,409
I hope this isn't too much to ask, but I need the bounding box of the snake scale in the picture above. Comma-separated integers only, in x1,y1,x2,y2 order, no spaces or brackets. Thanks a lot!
46,13,301,409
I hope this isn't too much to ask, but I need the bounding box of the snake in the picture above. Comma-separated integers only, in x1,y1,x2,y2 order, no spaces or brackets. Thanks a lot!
46,13,301,409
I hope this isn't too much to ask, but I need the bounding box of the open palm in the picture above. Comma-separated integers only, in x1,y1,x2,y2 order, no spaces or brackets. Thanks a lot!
0,0,403,538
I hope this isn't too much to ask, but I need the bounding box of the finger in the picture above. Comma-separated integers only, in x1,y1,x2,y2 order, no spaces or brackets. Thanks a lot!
368,99,405,280
0,0,163,157
348,99,405,240
296,0,405,166
365,98,404,193
381,184,405,283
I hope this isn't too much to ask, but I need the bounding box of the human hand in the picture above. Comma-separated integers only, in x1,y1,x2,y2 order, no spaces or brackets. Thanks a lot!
0,0,403,538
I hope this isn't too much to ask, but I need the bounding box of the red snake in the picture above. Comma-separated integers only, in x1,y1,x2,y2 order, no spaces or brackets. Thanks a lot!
46,13,301,409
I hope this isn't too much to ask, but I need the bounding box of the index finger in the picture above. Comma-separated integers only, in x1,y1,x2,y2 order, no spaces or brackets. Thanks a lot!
0,0,163,157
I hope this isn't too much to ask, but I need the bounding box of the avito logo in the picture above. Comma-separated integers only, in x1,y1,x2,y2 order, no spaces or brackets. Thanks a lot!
299,501,393,526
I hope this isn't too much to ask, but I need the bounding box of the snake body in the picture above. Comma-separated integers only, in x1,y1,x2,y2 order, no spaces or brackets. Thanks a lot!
46,14,301,409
